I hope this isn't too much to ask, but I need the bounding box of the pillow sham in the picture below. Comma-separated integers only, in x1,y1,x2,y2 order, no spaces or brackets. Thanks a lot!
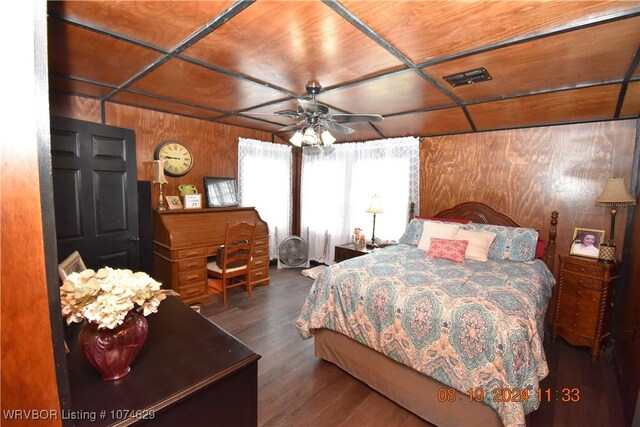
467,223,539,262
418,222,461,252
398,218,425,245
427,238,468,263
417,216,471,225
456,229,496,262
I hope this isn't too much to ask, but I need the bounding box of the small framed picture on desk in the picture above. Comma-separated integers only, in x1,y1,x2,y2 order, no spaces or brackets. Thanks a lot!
184,194,202,209
166,195,183,210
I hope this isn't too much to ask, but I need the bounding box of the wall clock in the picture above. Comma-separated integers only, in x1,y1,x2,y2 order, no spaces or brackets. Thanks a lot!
153,140,193,177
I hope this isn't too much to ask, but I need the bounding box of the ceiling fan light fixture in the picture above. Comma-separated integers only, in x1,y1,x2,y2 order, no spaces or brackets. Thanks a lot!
301,127,319,146
320,129,336,146
289,130,303,147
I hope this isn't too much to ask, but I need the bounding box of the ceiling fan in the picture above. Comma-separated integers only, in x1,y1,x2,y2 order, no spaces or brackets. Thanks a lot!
248,82,383,147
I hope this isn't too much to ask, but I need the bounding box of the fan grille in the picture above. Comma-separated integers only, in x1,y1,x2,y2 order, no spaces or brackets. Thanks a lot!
279,236,309,266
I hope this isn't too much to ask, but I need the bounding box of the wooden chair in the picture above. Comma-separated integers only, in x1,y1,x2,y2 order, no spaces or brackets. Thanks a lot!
206,221,257,306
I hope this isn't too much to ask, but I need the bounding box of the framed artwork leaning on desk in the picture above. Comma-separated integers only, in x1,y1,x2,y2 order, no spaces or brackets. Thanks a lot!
184,194,202,209
166,196,183,210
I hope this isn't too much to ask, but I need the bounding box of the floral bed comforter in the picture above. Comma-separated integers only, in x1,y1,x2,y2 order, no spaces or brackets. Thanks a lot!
295,244,555,427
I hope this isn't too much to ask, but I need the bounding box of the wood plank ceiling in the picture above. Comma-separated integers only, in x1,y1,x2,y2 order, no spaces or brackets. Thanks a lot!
47,1,640,143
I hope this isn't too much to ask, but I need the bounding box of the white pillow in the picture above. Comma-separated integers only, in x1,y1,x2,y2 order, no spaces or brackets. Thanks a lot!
456,229,496,262
417,222,461,252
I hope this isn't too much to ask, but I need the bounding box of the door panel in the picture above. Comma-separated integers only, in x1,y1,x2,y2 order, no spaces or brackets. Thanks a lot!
51,116,140,271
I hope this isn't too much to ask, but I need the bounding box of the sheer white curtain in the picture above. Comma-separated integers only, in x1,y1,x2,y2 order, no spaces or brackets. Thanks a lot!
238,138,292,259
301,137,419,263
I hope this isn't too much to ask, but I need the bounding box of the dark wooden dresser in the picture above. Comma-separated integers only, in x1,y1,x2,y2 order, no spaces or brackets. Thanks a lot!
153,207,269,305
65,296,260,426
553,254,618,360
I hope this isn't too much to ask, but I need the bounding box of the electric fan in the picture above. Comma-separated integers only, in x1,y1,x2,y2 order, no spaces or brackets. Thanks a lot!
277,236,310,269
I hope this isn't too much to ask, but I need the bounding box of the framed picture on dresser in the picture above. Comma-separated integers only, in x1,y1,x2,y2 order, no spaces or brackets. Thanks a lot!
569,227,605,259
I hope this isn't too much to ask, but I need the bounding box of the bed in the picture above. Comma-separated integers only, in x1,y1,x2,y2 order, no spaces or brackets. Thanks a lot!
295,202,558,427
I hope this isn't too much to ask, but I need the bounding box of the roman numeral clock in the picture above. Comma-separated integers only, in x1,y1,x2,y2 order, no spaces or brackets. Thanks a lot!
153,140,194,177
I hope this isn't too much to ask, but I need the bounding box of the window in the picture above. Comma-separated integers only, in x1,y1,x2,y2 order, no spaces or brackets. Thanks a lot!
301,137,419,263
238,138,292,259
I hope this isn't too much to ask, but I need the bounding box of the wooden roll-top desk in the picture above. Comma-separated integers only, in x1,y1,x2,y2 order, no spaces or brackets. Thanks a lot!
153,207,270,305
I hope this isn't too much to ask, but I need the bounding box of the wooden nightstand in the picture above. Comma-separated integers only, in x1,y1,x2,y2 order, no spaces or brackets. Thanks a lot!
553,255,618,360
334,243,373,263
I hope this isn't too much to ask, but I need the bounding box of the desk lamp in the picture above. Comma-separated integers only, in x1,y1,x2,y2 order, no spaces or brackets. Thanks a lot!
152,160,168,211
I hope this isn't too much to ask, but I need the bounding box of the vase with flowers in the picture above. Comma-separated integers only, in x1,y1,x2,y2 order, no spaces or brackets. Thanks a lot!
60,267,177,381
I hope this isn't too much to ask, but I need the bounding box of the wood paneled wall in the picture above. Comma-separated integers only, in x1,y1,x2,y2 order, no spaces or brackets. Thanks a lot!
50,94,273,209
421,120,637,275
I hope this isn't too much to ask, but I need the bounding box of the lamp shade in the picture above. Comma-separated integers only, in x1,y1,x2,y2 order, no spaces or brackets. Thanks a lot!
289,130,303,147
302,127,318,146
320,130,336,146
367,194,383,214
152,160,167,184
595,177,636,207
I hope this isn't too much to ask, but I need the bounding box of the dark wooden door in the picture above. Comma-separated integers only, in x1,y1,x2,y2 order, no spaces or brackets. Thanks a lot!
50,116,140,271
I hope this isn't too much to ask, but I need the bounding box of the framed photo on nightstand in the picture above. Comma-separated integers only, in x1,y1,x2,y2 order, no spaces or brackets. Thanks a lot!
184,194,202,209
569,227,605,259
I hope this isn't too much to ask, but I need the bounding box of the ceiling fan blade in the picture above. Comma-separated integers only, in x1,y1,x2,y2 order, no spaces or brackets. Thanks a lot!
322,120,354,134
277,122,305,132
298,99,329,115
331,114,383,123
274,109,300,118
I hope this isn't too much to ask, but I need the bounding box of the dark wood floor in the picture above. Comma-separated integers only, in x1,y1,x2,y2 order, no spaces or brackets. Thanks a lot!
200,267,626,427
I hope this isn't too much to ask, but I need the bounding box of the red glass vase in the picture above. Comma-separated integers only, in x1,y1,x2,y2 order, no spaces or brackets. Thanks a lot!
78,311,148,381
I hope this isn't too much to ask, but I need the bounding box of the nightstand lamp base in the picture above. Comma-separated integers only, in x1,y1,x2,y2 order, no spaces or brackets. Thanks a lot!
598,242,616,264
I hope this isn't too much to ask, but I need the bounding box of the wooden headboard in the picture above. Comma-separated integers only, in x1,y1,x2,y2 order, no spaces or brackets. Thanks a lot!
410,201,558,272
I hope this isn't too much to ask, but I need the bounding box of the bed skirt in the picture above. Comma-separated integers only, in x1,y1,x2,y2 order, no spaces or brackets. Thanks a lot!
314,328,503,427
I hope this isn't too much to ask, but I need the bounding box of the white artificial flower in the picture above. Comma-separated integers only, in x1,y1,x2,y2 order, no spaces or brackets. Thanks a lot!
60,267,178,329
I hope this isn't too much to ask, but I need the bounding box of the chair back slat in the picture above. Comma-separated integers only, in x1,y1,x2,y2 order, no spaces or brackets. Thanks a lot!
221,222,256,269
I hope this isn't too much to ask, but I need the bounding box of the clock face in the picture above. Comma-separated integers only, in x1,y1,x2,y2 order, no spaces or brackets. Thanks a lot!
153,140,193,177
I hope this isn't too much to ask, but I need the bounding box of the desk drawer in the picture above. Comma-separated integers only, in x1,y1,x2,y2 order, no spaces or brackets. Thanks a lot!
178,257,206,271
251,256,268,270
253,245,268,258
178,282,206,299
178,268,206,286
177,247,206,260
250,267,269,284
254,237,269,248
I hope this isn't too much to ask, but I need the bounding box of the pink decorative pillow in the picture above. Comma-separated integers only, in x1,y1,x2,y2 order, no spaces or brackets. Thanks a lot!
427,238,469,263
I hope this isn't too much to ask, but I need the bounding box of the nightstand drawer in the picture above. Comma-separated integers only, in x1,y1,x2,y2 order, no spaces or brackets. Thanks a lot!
557,309,598,336
562,270,605,290
560,281,601,303
562,261,603,278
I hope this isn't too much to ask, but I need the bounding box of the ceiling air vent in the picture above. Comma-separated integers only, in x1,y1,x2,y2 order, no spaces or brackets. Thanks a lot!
443,67,492,87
